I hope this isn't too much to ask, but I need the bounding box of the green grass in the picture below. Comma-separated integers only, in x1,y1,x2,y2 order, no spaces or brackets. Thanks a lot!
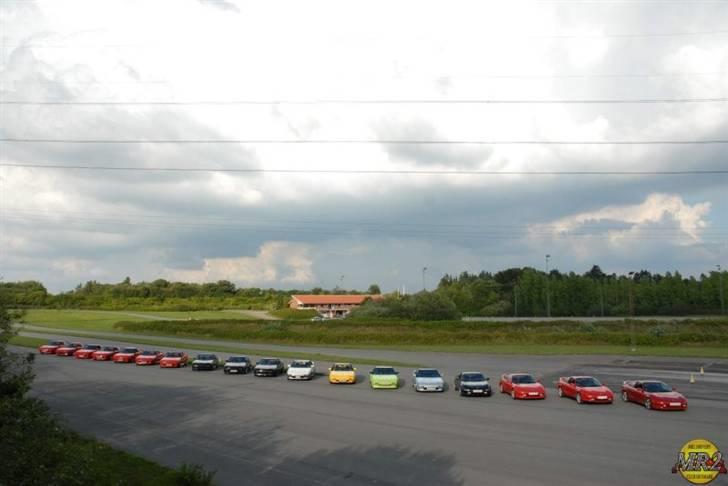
8,335,47,348
17,328,420,367
269,308,319,320
20,309,254,331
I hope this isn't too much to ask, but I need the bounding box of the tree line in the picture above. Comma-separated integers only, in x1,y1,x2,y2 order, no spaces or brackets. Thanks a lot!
1,265,726,317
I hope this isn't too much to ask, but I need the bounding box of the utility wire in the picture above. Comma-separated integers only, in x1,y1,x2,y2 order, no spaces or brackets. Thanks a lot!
4,97,728,106
1,163,727,175
1,139,728,146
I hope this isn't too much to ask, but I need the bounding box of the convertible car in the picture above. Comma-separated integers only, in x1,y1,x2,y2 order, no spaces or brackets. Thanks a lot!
328,363,356,384
621,380,687,410
557,376,613,404
499,373,546,400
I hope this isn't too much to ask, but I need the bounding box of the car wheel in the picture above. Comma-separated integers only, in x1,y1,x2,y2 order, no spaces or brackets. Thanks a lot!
576,393,583,404
621,391,629,402
557,387,564,398
644,399,651,410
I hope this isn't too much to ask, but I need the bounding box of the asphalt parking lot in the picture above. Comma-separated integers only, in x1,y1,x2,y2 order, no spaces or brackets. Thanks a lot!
20,334,728,486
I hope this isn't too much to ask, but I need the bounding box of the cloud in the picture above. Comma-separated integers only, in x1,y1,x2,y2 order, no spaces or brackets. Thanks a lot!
164,242,314,285
374,118,493,168
198,0,240,13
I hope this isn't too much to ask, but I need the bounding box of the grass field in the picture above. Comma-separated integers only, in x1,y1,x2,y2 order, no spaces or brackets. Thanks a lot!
16,328,421,367
20,309,256,331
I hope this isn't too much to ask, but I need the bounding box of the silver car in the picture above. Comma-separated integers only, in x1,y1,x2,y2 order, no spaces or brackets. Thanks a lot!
412,368,445,392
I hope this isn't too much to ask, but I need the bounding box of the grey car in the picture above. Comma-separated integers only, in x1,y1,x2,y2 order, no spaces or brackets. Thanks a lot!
412,368,445,392
454,371,492,397
223,356,253,375
254,357,285,377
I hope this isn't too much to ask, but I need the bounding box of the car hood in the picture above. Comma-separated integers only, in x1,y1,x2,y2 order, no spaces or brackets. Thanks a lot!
515,383,544,390
462,380,489,387
193,359,215,364
647,391,684,400
226,362,249,366
161,357,181,361
256,364,280,369
371,374,397,380
288,367,314,374
330,370,354,375
414,377,444,385
580,386,612,394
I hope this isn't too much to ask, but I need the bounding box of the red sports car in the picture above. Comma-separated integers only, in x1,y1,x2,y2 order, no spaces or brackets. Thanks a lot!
557,376,614,404
55,342,83,356
621,380,688,411
499,373,546,399
135,350,164,366
92,346,120,361
38,340,67,355
160,351,189,368
74,344,103,359
113,347,141,363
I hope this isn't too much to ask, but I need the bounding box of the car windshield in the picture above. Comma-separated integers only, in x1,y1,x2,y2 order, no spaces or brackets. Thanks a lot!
165,352,183,358
372,367,396,375
643,382,672,393
416,369,441,378
140,351,157,356
462,373,486,382
196,354,215,360
290,361,313,368
227,357,248,363
102,347,116,352
121,348,138,353
333,364,353,371
259,359,279,365
49,341,65,346
512,375,536,384
575,377,601,387
84,345,101,350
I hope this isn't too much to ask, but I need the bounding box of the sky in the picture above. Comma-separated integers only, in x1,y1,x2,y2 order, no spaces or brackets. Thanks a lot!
1,0,727,293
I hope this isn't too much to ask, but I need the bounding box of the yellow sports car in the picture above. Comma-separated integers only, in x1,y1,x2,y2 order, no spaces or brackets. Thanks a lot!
329,363,357,384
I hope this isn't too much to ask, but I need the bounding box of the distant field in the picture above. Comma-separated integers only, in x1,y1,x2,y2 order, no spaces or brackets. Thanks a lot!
109,317,728,358
20,309,256,331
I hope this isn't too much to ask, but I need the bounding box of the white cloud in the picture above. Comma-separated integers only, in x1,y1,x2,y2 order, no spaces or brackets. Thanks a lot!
529,193,711,243
164,241,314,285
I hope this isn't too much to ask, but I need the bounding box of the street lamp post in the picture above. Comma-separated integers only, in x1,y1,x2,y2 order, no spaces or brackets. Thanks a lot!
545,254,551,318
628,271,636,352
718,265,725,315
422,267,428,292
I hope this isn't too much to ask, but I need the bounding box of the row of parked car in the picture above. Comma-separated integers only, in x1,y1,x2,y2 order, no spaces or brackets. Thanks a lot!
37,340,689,410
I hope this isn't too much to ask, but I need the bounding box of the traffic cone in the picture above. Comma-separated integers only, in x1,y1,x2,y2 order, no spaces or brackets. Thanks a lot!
700,366,704,375
690,373,695,384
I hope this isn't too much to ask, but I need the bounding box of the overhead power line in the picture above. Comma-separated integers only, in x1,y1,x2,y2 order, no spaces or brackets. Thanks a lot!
1,163,726,176
1,138,728,146
3,97,728,106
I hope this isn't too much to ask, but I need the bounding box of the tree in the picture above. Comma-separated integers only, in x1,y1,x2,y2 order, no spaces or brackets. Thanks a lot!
367,284,381,295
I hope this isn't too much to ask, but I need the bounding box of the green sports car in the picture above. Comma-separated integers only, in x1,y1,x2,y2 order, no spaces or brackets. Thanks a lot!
369,366,400,389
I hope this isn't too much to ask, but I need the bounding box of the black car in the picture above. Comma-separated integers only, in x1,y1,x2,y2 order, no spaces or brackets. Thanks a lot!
223,356,253,375
254,357,285,377
454,371,492,397
191,353,221,371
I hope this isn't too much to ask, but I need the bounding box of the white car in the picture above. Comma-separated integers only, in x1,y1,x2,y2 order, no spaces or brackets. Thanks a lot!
412,368,445,392
287,360,316,380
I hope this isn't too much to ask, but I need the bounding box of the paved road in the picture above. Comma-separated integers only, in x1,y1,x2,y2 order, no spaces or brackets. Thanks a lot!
21,334,728,486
